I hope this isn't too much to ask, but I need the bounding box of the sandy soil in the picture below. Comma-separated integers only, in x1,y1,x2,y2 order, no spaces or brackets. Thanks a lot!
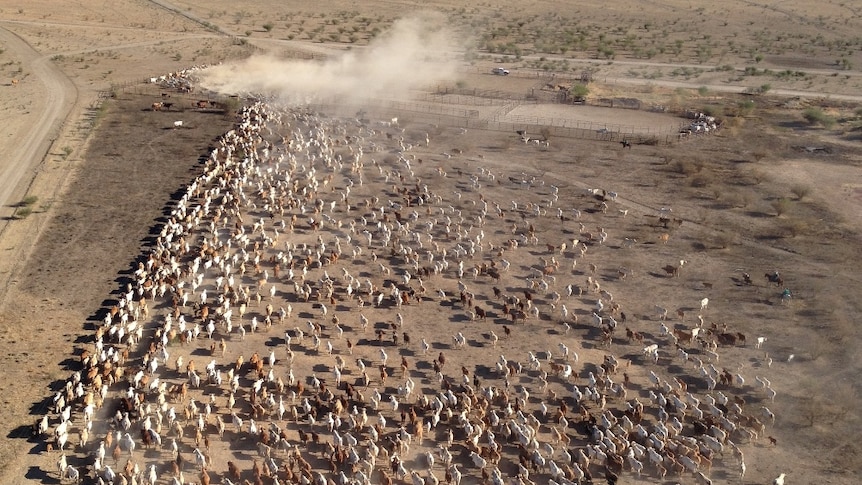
0,2,860,485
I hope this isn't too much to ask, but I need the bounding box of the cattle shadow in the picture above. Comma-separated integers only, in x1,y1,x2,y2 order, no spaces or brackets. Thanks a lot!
25,466,57,484
647,271,671,279
8,424,37,442
448,314,470,323
438,299,457,309
29,396,54,418
58,358,79,372
73,334,91,344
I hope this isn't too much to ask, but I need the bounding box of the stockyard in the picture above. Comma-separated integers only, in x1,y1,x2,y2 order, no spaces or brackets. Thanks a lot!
0,2,860,485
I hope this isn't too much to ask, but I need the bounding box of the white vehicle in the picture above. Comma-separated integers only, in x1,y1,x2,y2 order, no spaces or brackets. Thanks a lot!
492,67,510,75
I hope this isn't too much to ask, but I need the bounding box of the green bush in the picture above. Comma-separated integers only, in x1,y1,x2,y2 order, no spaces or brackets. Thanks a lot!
569,83,589,97
15,207,32,219
802,108,836,128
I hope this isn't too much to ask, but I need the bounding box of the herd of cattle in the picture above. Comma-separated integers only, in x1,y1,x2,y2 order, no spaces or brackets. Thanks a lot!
40,72,781,485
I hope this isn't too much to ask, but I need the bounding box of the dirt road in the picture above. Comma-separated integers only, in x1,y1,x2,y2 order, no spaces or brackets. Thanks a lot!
0,26,77,222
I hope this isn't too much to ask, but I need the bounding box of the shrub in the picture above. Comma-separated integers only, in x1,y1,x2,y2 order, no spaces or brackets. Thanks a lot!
14,206,32,219
22,195,38,207
222,96,241,119
671,159,702,175
569,83,589,97
790,184,811,200
777,218,809,237
690,173,711,187
263,23,274,32
712,231,738,249
770,198,792,216
802,107,836,128
721,191,749,208
698,86,709,96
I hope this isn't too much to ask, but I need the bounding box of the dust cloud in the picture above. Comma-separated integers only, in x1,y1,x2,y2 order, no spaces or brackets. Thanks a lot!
197,13,463,106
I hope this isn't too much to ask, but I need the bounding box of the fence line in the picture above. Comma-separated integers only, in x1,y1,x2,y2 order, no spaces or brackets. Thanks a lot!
308,97,481,119
494,113,682,137
108,75,724,145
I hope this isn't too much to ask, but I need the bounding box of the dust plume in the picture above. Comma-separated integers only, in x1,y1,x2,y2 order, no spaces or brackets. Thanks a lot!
197,12,463,105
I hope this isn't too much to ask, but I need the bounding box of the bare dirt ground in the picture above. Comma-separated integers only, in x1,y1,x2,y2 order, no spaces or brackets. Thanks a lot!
0,1,861,485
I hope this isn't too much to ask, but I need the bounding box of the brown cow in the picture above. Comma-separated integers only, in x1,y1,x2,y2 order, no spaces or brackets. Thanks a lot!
474,306,487,320
717,333,738,346
227,462,241,482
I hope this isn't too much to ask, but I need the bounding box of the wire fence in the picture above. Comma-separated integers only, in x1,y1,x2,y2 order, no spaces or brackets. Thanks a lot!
106,72,720,145
307,97,481,119
470,118,681,145
495,113,685,138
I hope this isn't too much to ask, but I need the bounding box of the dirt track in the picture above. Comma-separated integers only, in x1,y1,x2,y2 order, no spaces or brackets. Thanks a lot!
0,26,76,220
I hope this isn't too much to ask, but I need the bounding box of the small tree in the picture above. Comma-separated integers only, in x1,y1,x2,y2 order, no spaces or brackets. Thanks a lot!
262,22,274,32
14,207,33,219
569,83,589,100
222,96,241,119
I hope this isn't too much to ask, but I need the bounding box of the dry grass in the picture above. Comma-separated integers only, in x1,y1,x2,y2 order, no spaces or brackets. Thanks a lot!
771,198,794,216
790,183,812,200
